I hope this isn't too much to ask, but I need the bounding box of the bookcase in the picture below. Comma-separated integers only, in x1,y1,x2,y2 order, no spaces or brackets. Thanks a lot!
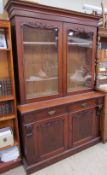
96,28,107,86
0,20,20,173
6,0,104,174
96,28,107,142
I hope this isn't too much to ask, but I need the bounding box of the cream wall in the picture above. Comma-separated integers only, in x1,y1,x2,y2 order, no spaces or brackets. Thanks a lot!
35,0,107,12
0,0,3,13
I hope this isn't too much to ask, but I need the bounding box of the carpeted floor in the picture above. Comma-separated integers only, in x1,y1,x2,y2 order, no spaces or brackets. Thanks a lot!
1,143,107,175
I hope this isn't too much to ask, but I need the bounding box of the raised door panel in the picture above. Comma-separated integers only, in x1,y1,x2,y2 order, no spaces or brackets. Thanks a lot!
69,108,97,147
37,114,68,160
24,114,68,164
15,17,63,104
63,23,97,95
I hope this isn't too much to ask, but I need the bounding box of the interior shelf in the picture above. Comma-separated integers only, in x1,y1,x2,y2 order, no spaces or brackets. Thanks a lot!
0,114,16,122
0,48,10,51
0,141,18,151
97,59,107,62
0,96,15,102
23,41,57,45
68,42,91,45
26,77,57,82
27,91,58,99
97,70,107,73
0,19,20,173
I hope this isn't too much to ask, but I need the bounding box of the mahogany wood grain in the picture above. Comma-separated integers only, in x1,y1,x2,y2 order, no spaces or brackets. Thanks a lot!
5,0,100,27
5,0,100,104
5,1,104,174
18,92,104,114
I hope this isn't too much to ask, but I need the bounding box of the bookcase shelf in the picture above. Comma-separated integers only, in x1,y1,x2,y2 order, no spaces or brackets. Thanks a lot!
0,114,16,122
26,77,57,82
0,96,15,102
97,70,107,73
96,28,107,87
0,48,10,51
0,141,18,151
0,20,20,173
5,1,104,174
23,41,56,45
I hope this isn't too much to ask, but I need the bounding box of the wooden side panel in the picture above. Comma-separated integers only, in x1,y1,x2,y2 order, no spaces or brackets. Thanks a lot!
101,93,107,142
24,124,39,165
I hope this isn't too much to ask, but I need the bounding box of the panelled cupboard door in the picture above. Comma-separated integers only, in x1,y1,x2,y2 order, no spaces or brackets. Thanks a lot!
69,108,99,147
24,114,68,164
15,17,63,104
63,23,97,95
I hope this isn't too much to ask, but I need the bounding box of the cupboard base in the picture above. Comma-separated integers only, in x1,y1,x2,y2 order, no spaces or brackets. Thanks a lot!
23,137,100,174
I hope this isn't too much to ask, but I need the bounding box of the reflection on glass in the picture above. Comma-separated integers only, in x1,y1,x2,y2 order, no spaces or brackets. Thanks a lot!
23,26,58,99
67,30,93,92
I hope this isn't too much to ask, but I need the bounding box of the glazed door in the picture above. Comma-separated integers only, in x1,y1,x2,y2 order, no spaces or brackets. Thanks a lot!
24,114,68,164
16,17,63,103
69,108,99,147
63,23,96,95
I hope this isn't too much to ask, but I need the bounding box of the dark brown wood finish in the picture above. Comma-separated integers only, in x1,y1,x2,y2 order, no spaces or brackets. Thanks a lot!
70,108,96,147
96,27,107,142
17,92,104,173
5,0,104,174
18,94,104,173
18,92,104,114
5,0,100,26
24,114,68,165
5,0,100,104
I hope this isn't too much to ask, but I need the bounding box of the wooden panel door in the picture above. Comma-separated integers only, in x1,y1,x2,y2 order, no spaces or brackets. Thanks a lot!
14,17,63,104
63,23,97,95
24,114,68,164
69,108,99,147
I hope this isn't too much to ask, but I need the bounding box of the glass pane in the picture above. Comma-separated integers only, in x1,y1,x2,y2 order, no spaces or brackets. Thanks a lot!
96,37,107,86
67,30,93,92
23,26,58,99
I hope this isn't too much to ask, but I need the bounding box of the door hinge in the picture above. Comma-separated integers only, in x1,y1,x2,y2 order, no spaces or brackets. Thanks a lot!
96,104,103,116
25,124,33,137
